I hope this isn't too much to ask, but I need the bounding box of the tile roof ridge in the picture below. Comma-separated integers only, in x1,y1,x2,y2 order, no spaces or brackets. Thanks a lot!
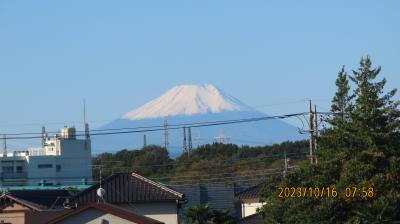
130,172,184,199
5,194,47,211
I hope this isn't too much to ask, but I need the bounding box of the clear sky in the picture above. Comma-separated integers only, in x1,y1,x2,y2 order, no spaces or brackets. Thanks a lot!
0,0,399,148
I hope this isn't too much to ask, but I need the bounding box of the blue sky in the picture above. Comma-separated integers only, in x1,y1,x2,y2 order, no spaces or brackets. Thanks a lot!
0,1,399,148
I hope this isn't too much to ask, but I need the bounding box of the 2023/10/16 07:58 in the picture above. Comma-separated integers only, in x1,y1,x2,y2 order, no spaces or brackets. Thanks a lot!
277,186,375,199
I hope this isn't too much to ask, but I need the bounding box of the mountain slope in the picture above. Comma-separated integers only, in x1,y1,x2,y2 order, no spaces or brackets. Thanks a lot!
92,85,305,156
122,84,252,120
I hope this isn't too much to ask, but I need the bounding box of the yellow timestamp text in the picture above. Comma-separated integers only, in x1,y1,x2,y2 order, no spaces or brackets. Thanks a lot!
277,186,375,199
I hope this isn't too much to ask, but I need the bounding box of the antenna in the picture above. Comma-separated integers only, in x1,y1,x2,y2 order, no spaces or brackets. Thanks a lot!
42,126,46,147
83,99,87,126
83,100,90,149
163,117,169,150
96,165,105,204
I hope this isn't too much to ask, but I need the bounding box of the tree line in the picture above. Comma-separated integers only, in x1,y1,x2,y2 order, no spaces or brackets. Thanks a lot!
260,57,400,223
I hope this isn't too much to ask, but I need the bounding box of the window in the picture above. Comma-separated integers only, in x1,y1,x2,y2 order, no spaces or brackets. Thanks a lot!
16,166,24,173
38,164,53,168
56,165,61,172
100,219,109,224
2,166,13,173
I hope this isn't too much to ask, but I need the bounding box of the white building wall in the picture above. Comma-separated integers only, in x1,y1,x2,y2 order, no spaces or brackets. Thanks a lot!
58,208,137,224
241,202,263,218
0,131,92,187
26,156,58,185
120,202,178,224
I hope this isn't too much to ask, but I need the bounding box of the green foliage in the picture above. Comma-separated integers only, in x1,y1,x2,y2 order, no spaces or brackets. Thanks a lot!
183,204,237,224
92,145,173,179
93,141,308,185
260,57,400,223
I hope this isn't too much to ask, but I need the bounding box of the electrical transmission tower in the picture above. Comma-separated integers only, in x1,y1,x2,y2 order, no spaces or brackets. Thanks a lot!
183,127,188,155
214,130,230,144
188,127,192,151
163,117,169,150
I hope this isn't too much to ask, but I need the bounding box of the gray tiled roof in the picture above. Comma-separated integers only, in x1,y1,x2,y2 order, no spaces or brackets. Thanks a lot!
0,190,72,211
234,183,264,201
72,172,185,205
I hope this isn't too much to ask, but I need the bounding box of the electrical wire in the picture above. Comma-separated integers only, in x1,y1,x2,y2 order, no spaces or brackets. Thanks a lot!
0,112,314,139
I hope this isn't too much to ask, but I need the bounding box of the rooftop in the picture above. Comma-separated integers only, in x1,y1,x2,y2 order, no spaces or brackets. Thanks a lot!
72,172,186,205
234,182,265,201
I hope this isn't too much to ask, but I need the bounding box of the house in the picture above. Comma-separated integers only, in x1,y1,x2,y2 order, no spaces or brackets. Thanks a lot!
70,172,186,224
234,183,265,223
0,189,74,224
0,172,186,224
47,203,164,224
0,126,92,186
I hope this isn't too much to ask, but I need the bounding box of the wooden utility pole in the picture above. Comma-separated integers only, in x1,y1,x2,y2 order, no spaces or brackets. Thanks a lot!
283,148,288,177
314,104,318,164
309,100,317,164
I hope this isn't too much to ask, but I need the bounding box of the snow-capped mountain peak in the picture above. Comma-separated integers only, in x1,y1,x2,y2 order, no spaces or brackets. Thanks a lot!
122,84,253,120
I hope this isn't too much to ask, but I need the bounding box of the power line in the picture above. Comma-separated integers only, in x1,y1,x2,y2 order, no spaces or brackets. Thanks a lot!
0,112,312,139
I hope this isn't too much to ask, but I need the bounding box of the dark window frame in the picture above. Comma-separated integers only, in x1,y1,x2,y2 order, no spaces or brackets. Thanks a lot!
38,164,53,169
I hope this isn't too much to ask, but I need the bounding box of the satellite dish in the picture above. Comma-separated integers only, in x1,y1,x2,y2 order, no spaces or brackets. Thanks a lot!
97,187,106,198
97,187,106,204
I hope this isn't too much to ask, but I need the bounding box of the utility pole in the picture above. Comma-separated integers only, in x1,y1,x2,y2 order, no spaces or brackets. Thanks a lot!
283,148,288,177
309,100,317,164
163,117,169,151
143,134,147,148
3,134,7,157
314,104,318,164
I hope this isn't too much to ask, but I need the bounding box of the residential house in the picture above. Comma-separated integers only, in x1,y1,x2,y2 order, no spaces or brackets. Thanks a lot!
70,172,186,224
234,183,265,223
47,203,164,224
0,189,73,224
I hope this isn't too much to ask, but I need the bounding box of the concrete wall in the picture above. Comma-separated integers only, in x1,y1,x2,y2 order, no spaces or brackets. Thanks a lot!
58,208,137,224
120,202,178,224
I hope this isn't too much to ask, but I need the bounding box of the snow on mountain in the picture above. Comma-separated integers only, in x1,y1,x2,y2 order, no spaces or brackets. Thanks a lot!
92,84,305,155
122,84,253,120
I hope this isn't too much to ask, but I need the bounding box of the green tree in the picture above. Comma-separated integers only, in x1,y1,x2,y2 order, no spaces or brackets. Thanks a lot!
183,204,237,224
260,57,400,223
330,66,352,127
184,204,214,224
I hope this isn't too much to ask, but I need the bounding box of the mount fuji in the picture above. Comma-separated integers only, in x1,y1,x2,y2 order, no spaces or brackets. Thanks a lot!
91,84,304,156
